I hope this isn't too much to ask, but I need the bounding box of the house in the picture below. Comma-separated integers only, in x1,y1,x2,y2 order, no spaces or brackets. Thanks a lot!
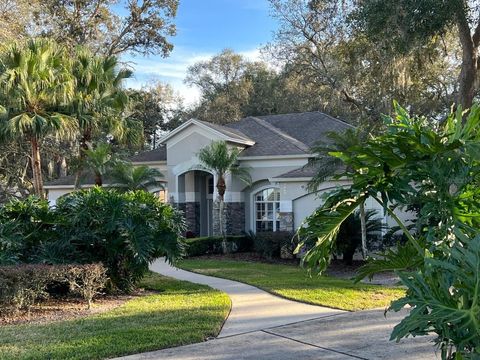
45,111,402,237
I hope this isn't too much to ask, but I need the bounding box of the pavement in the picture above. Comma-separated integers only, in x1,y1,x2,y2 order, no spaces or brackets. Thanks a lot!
149,259,343,337
114,259,439,360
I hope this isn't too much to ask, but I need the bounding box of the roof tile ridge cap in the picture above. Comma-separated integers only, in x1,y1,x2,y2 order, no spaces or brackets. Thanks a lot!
250,116,310,152
196,119,253,142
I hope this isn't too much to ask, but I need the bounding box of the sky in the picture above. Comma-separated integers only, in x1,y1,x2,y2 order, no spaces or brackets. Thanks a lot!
123,0,279,105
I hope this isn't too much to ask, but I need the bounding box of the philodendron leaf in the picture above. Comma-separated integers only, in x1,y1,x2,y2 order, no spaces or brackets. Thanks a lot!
296,189,366,274
389,234,480,358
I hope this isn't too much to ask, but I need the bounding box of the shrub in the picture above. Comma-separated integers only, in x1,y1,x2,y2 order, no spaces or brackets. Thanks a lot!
64,264,108,309
253,231,295,260
185,235,249,257
55,188,186,291
0,196,58,264
0,264,55,312
0,263,108,313
0,188,185,293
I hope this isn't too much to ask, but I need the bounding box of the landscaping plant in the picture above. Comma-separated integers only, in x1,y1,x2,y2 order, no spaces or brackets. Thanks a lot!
299,102,480,358
55,188,186,291
0,188,186,292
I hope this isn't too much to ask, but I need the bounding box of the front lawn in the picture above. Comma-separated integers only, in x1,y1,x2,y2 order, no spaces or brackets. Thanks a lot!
179,259,404,311
0,272,230,360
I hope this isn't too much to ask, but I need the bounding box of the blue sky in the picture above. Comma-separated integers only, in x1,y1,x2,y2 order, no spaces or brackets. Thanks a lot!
123,0,278,104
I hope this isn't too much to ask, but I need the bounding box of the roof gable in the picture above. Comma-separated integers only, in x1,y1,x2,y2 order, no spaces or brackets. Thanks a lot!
159,119,255,146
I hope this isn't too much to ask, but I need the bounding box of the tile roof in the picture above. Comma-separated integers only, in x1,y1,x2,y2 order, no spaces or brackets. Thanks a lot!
225,112,353,156
129,146,167,162
274,166,319,179
196,120,253,143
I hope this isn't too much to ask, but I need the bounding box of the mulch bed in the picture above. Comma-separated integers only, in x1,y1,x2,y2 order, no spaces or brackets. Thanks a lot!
0,289,155,326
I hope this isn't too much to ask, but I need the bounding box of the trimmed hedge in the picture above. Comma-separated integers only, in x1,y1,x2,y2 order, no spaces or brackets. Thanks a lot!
185,235,251,257
0,263,107,313
253,231,296,259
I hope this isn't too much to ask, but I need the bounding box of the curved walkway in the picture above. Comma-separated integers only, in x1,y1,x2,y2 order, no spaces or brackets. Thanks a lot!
150,259,343,337
116,259,437,360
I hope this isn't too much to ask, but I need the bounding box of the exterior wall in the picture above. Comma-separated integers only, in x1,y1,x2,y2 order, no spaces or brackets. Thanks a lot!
46,188,76,205
184,202,200,236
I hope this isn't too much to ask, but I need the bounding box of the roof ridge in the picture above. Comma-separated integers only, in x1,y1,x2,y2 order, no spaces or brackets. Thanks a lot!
257,111,355,129
249,116,310,153
196,119,253,142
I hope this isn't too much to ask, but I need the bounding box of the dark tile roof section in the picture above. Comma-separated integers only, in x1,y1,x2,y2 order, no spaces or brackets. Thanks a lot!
225,117,308,156
226,112,353,157
196,120,253,143
129,146,167,162
258,112,354,148
274,166,318,179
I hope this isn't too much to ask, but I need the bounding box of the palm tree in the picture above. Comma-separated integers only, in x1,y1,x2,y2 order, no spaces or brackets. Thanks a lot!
110,161,163,191
72,48,142,187
83,143,113,186
0,39,76,197
198,141,251,251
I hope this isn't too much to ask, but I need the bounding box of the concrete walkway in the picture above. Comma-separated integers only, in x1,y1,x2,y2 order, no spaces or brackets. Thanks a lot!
114,260,438,360
149,259,343,337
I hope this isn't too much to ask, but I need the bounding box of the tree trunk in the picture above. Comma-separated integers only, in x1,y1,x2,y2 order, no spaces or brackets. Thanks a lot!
94,172,103,187
75,128,92,189
456,9,479,111
359,202,367,259
30,137,45,198
216,175,228,253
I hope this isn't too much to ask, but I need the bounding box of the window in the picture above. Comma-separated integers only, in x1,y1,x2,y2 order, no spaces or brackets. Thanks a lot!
254,188,280,232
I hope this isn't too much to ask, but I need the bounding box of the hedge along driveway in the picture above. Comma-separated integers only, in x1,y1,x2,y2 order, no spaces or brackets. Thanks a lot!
0,273,230,360
179,259,405,311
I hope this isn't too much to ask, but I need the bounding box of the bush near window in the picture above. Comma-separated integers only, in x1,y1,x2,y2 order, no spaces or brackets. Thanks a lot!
253,231,296,260
0,263,107,313
185,235,250,257
0,188,186,292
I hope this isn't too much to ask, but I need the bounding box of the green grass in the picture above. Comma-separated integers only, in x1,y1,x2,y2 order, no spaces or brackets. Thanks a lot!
0,272,230,360
179,259,404,311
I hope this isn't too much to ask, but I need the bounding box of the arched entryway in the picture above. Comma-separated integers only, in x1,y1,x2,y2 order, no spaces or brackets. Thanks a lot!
177,170,214,237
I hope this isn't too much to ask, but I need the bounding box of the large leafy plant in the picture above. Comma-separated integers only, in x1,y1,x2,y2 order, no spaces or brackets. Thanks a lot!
55,188,186,291
0,188,185,292
298,102,480,358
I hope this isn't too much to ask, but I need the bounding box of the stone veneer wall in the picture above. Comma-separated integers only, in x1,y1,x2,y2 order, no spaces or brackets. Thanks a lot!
213,201,245,236
175,202,200,236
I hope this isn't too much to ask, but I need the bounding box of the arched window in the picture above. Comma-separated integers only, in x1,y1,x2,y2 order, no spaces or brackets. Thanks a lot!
254,188,280,232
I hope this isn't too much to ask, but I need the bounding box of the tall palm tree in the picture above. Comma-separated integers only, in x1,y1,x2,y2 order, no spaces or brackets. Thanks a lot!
0,39,76,197
198,141,251,251
72,48,142,187
110,161,163,191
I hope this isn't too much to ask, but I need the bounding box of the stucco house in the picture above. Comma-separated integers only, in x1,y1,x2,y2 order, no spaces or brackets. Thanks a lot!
46,111,394,237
